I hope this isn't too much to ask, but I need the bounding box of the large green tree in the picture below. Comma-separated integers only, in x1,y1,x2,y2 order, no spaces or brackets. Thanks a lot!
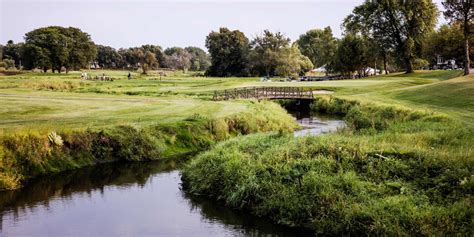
296,27,337,69
22,26,96,72
274,44,314,78
205,28,250,77
328,34,369,77
423,23,468,66
96,45,123,69
249,30,291,76
2,40,23,68
344,0,438,73
247,30,312,77
443,0,474,75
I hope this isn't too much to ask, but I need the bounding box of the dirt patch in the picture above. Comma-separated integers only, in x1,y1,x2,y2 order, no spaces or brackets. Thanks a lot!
0,71,25,76
312,90,334,94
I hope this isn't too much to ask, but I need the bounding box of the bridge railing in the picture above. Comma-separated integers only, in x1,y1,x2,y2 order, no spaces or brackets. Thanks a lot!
213,87,314,101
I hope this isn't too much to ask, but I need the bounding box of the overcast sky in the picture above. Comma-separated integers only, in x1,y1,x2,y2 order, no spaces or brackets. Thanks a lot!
0,0,446,49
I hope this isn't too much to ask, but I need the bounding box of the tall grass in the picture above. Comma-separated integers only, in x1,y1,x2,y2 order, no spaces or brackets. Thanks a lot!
0,101,296,190
182,96,474,236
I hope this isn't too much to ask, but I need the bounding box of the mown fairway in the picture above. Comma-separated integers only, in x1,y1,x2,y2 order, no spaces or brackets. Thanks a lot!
0,69,471,132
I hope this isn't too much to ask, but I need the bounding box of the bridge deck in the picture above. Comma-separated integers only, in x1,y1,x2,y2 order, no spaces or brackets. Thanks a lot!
213,87,314,101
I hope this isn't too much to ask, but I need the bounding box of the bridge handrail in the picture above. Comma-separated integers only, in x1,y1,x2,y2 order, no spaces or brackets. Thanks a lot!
213,87,314,101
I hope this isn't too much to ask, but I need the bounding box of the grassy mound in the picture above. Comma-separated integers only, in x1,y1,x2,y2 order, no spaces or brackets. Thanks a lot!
182,97,473,235
0,101,297,190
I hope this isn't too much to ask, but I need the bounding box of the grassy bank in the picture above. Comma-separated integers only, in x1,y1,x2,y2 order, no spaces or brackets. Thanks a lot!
0,101,297,190
182,74,474,235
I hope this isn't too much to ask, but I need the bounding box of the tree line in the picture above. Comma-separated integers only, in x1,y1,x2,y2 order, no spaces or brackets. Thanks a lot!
1,0,472,77
0,26,211,74
204,0,472,77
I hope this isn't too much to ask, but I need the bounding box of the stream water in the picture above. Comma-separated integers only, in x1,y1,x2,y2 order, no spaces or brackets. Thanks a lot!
288,106,346,137
0,109,345,237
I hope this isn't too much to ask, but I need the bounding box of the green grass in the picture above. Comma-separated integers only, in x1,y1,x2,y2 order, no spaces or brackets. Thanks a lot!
181,70,474,235
0,70,467,132
0,100,297,190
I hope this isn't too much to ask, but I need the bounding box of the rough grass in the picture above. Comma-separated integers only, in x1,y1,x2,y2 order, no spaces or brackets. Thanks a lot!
0,101,297,190
182,71,474,235
182,98,473,236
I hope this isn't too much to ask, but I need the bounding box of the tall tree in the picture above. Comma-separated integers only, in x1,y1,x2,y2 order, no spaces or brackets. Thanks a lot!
443,0,474,75
22,26,96,72
2,40,23,68
249,30,291,76
423,23,467,66
205,28,250,77
64,28,97,71
96,45,123,69
296,27,338,69
344,0,438,73
328,34,369,77
274,44,314,78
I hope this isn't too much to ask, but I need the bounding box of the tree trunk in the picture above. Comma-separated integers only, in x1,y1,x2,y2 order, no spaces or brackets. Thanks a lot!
405,57,414,74
465,38,471,76
383,52,388,75
374,60,377,76
464,16,470,76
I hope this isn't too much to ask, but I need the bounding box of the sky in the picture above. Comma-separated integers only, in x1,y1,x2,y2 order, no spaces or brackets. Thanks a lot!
0,0,446,50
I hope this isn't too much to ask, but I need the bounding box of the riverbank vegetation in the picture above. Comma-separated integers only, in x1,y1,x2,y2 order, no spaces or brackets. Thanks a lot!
182,73,474,235
0,100,297,190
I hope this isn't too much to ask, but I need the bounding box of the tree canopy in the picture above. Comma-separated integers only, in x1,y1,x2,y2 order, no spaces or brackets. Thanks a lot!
205,28,250,77
249,30,312,77
185,46,211,71
22,26,97,72
163,47,192,72
2,40,23,69
328,34,369,77
296,27,338,68
344,0,438,73
443,0,474,75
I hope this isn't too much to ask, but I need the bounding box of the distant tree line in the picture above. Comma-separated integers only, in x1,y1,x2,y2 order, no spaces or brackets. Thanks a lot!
0,26,211,74
95,45,210,74
1,0,472,76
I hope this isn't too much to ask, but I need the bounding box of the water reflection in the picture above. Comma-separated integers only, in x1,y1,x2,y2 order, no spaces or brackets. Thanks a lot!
0,158,312,237
287,105,346,137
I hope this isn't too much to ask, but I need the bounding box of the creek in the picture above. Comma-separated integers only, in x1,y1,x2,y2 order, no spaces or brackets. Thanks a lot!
0,104,345,236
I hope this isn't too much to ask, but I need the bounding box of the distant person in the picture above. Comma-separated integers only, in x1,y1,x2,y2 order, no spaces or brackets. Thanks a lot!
128,72,132,80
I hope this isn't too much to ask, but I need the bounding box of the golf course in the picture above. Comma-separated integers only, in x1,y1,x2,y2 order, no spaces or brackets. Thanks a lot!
2,0,474,235
0,69,473,235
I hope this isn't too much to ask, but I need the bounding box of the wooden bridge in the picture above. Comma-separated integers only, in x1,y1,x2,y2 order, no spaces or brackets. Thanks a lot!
213,87,314,101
